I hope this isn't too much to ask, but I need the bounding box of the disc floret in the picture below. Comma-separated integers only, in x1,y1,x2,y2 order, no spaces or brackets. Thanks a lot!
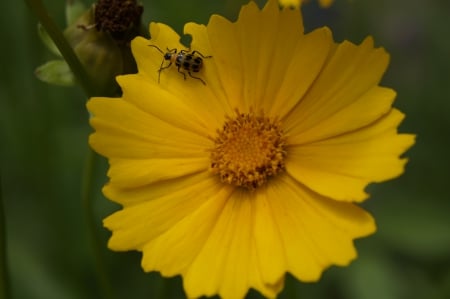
210,110,287,189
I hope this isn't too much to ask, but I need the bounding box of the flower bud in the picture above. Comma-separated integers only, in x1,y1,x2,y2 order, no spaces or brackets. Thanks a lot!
64,0,143,94
36,0,144,95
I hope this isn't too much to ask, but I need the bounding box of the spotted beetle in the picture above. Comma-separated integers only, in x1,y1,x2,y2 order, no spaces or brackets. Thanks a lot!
149,45,212,85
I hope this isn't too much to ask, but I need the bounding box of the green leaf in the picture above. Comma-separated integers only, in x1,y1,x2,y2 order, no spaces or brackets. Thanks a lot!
65,0,87,26
37,23,61,56
35,60,75,86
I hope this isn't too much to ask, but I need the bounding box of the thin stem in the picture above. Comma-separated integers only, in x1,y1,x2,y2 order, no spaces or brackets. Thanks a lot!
24,0,97,96
82,149,116,299
24,1,116,298
0,174,9,299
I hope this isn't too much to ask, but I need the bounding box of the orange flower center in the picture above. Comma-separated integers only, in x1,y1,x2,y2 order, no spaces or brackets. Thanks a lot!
210,110,286,189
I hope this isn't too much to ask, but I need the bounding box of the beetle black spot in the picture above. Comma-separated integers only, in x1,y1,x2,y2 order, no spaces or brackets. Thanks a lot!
194,57,202,64
183,62,190,69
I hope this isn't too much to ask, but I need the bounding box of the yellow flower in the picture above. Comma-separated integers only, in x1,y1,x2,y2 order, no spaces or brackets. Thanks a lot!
87,0,415,298
279,0,334,9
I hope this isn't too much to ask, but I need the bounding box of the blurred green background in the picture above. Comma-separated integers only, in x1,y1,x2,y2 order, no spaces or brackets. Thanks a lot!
1,0,450,298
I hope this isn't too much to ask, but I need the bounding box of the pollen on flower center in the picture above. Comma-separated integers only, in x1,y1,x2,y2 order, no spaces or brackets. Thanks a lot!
210,110,287,189
94,0,143,41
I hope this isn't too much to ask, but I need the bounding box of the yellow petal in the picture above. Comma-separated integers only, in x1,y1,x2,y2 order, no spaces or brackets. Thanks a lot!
132,23,184,83
286,109,416,201
206,0,305,112
251,189,286,284
266,176,376,281
183,189,253,299
270,27,332,119
319,0,334,8
279,0,334,9
184,22,234,120
107,157,208,188
103,172,224,250
204,13,243,110
183,188,285,299
140,184,234,277
287,86,397,144
284,37,391,141
117,74,214,136
132,24,231,130
88,97,211,159
279,0,300,8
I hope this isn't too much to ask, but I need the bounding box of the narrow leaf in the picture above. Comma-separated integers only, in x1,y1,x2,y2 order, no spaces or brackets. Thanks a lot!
35,60,75,86
37,23,61,56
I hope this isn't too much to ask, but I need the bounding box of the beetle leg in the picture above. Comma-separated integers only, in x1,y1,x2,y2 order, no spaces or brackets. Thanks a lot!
190,50,212,59
177,65,187,80
157,61,172,83
188,71,206,85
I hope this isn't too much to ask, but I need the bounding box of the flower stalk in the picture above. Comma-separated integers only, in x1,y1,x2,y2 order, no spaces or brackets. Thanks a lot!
24,0,97,96
24,1,117,298
0,174,9,299
82,149,117,299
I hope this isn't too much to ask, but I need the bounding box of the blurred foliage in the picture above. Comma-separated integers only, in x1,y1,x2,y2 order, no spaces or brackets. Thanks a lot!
1,0,449,298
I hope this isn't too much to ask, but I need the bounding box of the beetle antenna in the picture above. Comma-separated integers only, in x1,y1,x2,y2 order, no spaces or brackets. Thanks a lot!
149,44,164,54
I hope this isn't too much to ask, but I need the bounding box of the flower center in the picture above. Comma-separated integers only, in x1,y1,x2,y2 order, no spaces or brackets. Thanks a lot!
94,0,143,42
210,110,286,189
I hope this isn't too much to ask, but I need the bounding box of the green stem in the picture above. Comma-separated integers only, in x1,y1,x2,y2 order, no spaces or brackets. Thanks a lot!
0,174,9,299
24,1,115,298
24,0,97,96
82,149,116,299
